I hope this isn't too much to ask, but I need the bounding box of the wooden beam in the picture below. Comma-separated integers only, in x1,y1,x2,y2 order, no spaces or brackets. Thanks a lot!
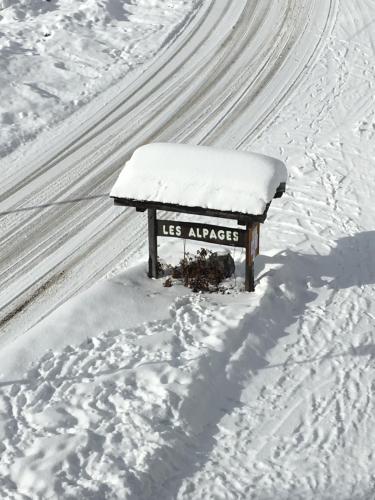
274,181,286,198
148,208,158,278
245,223,255,292
113,197,269,224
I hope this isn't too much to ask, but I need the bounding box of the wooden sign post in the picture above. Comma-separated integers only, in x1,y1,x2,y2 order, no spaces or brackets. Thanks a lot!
111,143,287,293
245,223,259,292
113,194,280,292
146,208,259,291
148,208,158,280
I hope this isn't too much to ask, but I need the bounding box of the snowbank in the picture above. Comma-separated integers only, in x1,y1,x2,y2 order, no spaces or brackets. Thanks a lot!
110,143,287,215
0,253,266,499
0,264,184,381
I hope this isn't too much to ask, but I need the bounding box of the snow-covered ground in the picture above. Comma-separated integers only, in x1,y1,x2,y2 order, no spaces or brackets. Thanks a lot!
1,0,375,498
0,0,198,157
0,0,328,339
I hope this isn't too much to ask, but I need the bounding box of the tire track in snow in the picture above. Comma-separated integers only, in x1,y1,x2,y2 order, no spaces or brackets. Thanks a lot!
0,0,331,340
2,0,375,496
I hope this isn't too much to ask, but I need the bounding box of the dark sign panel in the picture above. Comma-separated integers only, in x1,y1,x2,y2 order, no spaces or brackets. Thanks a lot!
157,220,246,248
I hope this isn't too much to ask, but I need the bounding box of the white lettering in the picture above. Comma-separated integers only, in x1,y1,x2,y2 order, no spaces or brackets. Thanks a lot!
162,224,244,244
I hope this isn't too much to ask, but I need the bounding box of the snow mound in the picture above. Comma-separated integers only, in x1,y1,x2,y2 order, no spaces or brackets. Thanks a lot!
0,261,264,499
110,143,287,215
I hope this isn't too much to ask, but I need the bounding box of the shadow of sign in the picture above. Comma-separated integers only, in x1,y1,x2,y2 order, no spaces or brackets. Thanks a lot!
229,230,375,377
256,230,375,291
1,232,373,499
131,231,375,498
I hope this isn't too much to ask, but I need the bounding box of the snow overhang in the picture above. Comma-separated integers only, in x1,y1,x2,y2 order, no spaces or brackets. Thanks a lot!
110,143,287,223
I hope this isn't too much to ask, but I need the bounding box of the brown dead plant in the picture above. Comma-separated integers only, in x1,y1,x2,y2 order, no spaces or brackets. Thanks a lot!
162,248,234,292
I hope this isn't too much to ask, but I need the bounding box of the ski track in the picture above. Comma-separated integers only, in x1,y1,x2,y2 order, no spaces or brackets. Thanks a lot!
1,0,375,498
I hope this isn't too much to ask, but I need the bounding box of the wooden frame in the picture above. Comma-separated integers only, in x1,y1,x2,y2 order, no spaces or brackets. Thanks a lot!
112,182,284,292
113,198,269,225
145,211,260,291
146,210,260,291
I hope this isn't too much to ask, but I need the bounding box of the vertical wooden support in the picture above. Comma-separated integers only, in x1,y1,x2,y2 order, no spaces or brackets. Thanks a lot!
245,223,255,292
148,208,158,278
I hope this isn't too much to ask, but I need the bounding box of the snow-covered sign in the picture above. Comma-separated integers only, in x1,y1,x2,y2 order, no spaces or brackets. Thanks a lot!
110,143,287,217
111,143,286,291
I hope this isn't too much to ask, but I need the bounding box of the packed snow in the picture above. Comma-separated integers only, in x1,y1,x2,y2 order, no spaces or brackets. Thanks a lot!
0,245,266,499
110,142,287,215
1,0,375,499
0,0,199,157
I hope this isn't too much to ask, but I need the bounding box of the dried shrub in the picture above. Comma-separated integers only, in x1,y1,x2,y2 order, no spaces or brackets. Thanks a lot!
162,248,234,292
163,276,173,288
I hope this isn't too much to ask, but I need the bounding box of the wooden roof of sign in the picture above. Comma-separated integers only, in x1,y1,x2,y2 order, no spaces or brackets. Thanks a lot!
110,143,287,223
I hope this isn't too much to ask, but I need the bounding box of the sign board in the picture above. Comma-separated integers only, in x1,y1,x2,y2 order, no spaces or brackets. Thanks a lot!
153,215,260,291
157,220,246,247
114,200,271,292
111,146,286,293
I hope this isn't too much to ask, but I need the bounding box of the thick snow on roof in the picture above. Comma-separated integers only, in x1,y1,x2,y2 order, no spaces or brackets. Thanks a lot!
110,143,287,215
